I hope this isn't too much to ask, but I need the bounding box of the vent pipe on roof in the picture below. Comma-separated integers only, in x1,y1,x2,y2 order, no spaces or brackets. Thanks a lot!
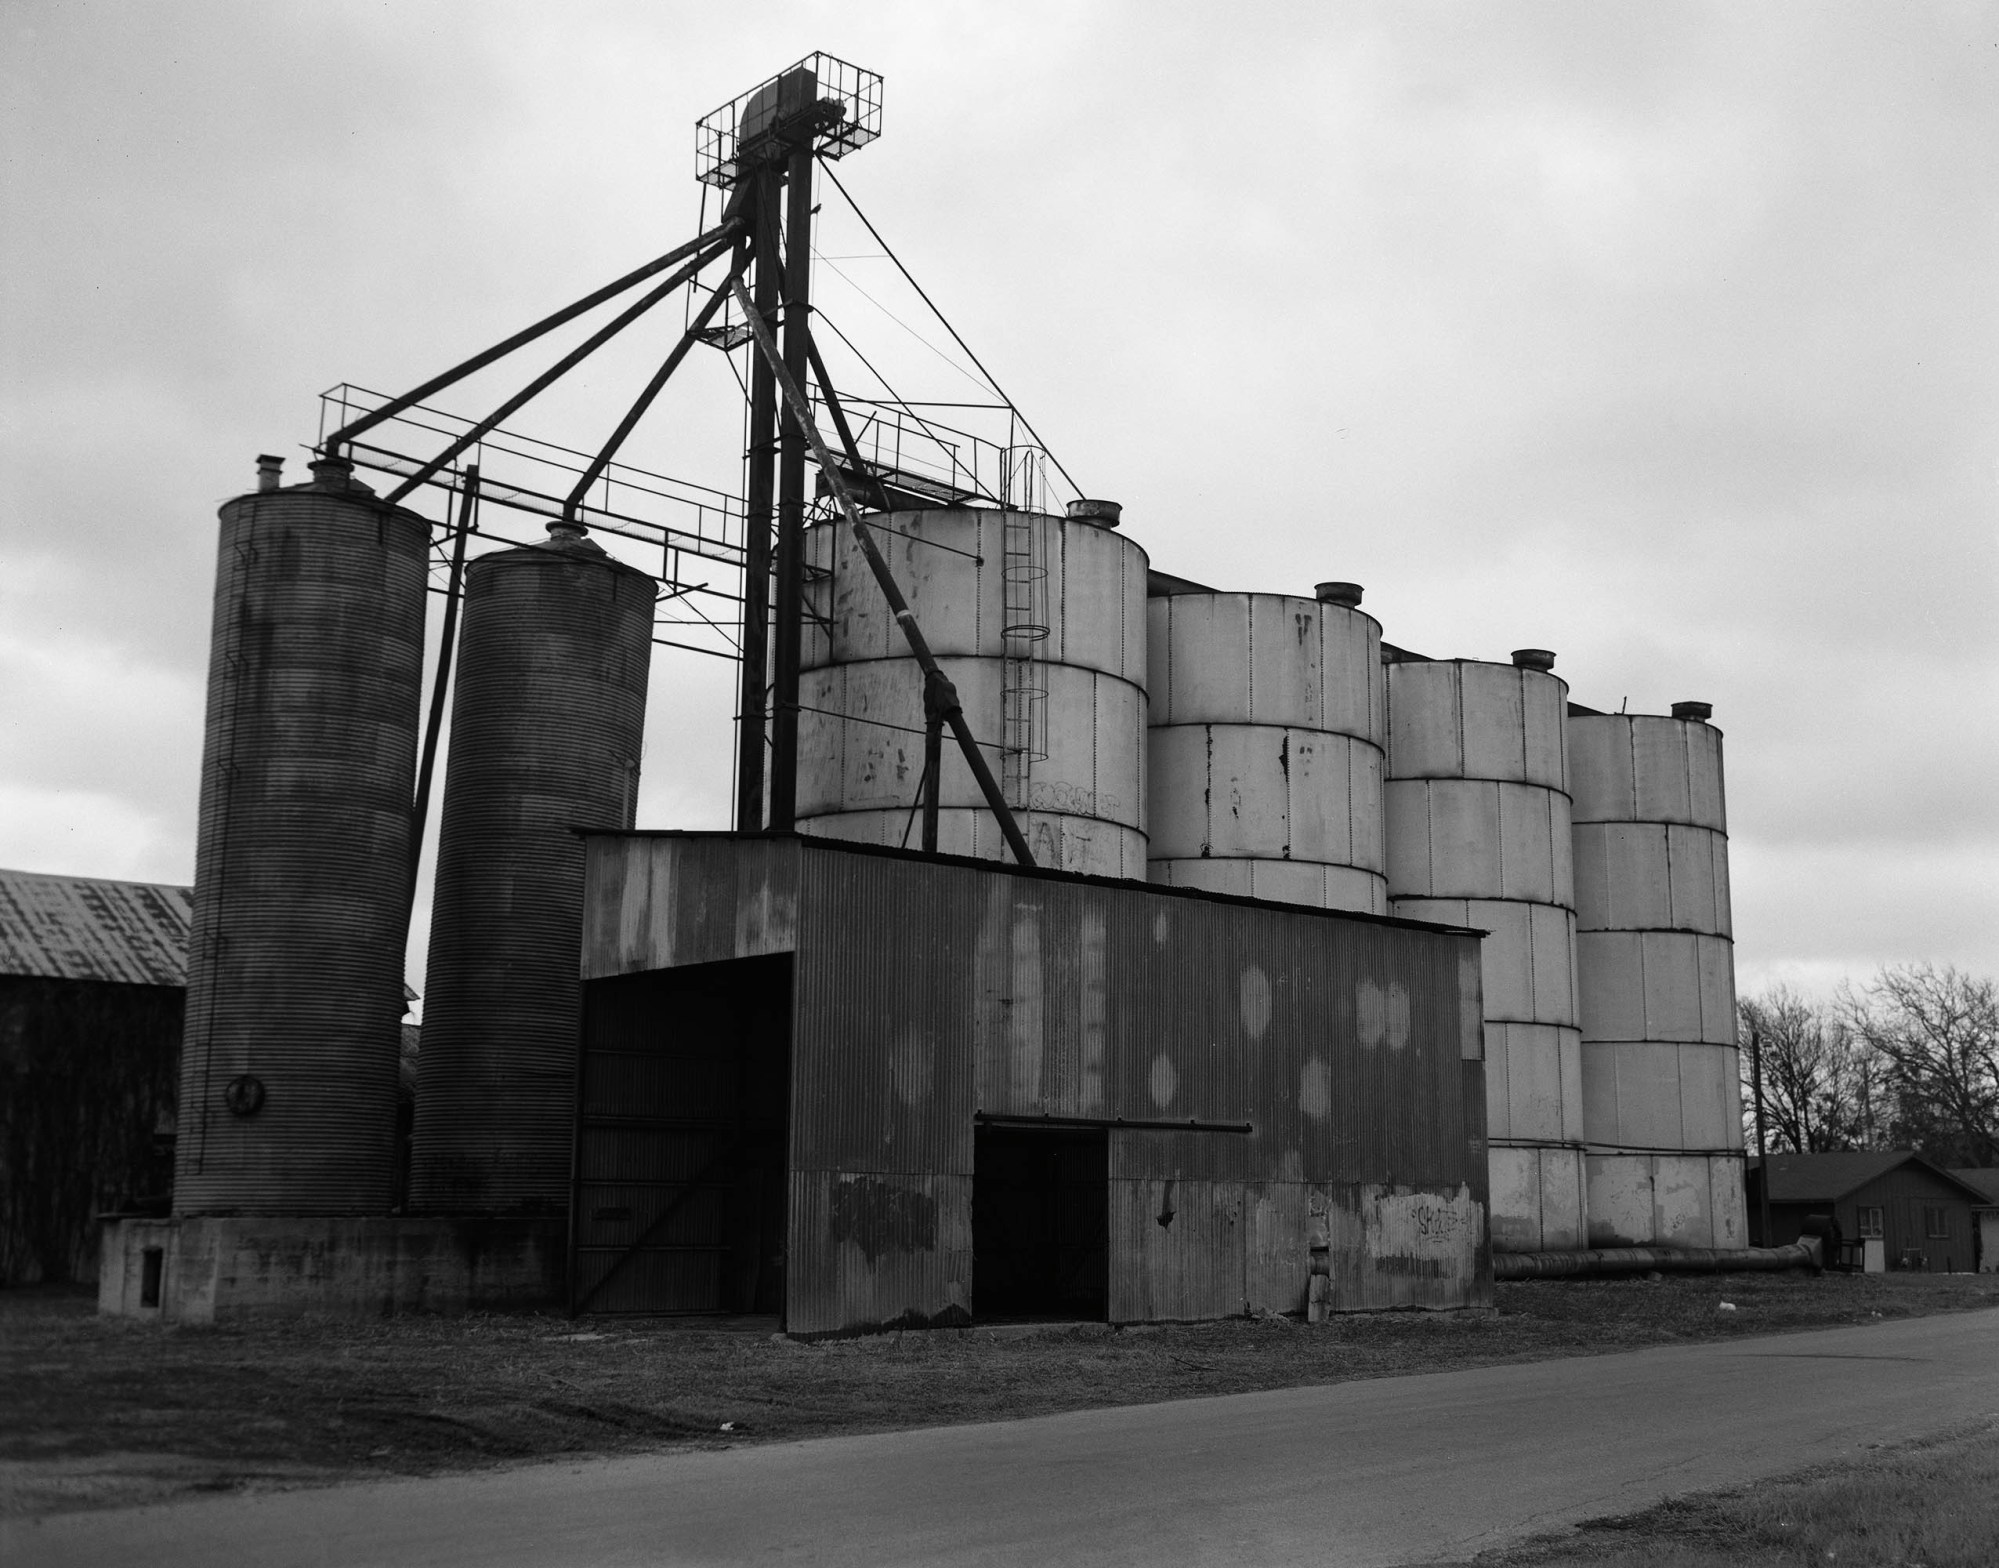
1511,648,1556,671
1672,700,1714,722
1315,581,1363,607
255,454,284,493
1065,498,1122,528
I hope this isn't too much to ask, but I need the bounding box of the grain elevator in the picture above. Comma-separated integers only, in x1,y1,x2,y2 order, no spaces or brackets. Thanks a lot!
99,53,1757,1331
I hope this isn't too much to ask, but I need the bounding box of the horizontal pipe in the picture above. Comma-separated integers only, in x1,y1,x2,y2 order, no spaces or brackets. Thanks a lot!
1493,1238,1822,1281
975,1112,1253,1135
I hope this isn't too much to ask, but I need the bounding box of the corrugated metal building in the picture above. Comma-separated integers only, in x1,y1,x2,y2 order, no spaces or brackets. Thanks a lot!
573,832,1492,1335
1,868,190,1283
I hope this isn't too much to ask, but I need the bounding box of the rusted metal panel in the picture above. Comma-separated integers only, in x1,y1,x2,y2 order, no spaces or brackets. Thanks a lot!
790,849,978,1177
0,868,191,987
579,833,1492,1329
413,533,654,1213
1244,1181,1313,1313
175,468,427,1217
1322,1182,1487,1310
580,834,800,979
786,1169,971,1337
1107,1177,1244,1322
797,508,1149,881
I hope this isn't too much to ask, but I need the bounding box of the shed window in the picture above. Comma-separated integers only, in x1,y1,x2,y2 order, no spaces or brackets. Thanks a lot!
1925,1206,1950,1239
1856,1207,1883,1239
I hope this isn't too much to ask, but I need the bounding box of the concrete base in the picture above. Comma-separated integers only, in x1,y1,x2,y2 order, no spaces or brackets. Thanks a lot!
98,1214,565,1323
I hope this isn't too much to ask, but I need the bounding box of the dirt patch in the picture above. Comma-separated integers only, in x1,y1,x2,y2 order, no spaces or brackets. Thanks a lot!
5,1271,1997,1518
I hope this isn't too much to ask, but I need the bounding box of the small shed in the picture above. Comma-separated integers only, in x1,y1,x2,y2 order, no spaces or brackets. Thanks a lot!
1747,1151,1988,1273
574,832,1493,1336
1948,1169,1999,1273
0,867,191,1283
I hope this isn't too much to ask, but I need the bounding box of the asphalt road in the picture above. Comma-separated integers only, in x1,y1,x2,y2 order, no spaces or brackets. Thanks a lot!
10,1307,1998,1568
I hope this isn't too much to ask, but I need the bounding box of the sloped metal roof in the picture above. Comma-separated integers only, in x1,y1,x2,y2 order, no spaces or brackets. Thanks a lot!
0,867,193,987
1749,1150,1991,1205
1949,1168,1999,1206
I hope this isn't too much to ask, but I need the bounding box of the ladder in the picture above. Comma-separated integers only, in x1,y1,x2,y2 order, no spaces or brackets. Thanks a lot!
999,449,1049,809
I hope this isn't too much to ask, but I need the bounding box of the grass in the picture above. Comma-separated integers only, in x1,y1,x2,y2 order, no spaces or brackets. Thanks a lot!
1439,1419,1999,1568
4,1270,1997,1518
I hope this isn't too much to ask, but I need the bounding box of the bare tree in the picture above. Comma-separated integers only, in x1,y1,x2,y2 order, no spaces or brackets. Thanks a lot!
1737,986,1883,1153
1839,964,1999,1167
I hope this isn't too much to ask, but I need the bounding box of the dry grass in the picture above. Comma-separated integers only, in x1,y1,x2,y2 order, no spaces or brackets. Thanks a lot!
1443,1419,1999,1568
4,1270,1997,1518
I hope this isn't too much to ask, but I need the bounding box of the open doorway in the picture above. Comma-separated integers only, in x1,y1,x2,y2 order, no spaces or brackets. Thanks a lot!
571,954,790,1317
972,1124,1108,1321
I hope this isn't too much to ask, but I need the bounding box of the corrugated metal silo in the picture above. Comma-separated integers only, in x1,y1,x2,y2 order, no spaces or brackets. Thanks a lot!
796,506,1149,877
1146,582,1387,912
409,522,655,1213
1570,704,1745,1249
174,457,428,1215
1384,651,1587,1251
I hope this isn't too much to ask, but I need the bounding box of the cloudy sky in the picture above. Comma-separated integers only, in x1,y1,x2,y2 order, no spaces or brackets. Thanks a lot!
3,1,1994,1006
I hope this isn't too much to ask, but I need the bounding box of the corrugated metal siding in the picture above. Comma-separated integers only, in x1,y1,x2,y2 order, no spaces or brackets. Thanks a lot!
413,538,655,1213
580,834,800,978
790,841,1485,1327
788,1170,973,1334
175,473,427,1216
0,870,191,987
579,833,1490,1331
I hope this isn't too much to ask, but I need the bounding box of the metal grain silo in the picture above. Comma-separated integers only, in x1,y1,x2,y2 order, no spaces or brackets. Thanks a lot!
409,522,654,1213
1146,582,1387,912
1570,703,1745,1249
174,456,428,1215
1384,650,1586,1252
796,505,1148,877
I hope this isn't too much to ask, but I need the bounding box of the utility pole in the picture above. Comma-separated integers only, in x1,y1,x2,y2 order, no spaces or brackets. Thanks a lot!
1751,1028,1772,1247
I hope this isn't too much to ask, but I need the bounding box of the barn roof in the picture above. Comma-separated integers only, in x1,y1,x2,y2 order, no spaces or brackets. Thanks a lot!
0,867,192,987
1749,1150,1991,1205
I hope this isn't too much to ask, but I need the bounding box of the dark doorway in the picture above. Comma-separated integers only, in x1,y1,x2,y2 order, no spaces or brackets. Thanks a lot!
973,1125,1108,1321
571,955,790,1318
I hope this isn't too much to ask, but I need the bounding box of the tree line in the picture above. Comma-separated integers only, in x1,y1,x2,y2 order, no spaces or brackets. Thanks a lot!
1738,964,1998,1168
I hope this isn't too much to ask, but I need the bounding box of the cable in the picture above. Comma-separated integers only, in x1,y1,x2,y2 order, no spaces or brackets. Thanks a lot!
813,309,999,503
812,246,990,394
818,158,1084,498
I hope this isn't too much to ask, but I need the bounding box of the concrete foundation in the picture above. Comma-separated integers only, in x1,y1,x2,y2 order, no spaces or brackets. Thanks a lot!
98,1214,565,1323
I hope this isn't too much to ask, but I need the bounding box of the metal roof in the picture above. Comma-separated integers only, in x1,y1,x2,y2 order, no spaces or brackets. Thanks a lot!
0,867,192,987
1749,1150,1991,1205
1949,1168,1999,1206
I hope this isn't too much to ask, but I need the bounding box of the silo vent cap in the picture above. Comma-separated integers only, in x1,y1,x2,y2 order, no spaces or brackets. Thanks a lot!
1671,700,1714,722
544,519,608,557
1511,648,1557,671
306,455,373,495
1315,581,1364,607
255,454,284,493
1066,498,1122,528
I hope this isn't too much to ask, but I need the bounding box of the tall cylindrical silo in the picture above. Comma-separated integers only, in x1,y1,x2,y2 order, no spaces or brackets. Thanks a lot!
1384,650,1586,1252
796,504,1148,878
1147,582,1387,912
174,456,428,1215
409,522,655,1213
1570,703,1745,1249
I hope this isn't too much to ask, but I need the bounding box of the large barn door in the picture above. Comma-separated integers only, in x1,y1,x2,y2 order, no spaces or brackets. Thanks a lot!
570,955,792,1317
972,1125,1108,1321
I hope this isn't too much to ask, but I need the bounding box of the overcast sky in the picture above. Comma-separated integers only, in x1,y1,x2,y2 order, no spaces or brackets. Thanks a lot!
3,0,1994,1007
